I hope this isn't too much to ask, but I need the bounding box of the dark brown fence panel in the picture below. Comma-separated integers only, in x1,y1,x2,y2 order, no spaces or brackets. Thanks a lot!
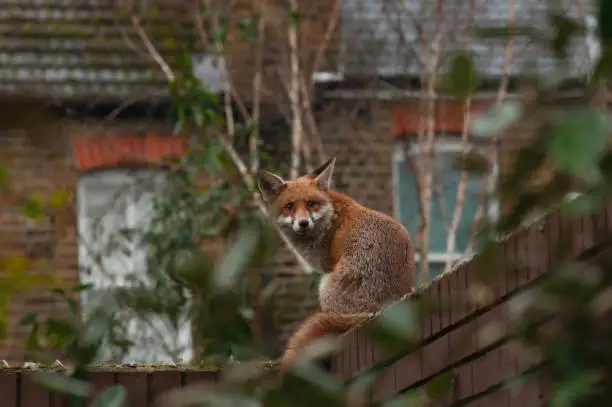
0,368,220,407
20,370,52,407
333,204,612,405
89,370,116,405
149,371,182,405
116,371,148,407
0,370,18,407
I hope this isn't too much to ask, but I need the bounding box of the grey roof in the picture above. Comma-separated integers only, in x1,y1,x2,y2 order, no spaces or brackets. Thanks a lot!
339,0,597,79
0,0,203,100
1,0,598,101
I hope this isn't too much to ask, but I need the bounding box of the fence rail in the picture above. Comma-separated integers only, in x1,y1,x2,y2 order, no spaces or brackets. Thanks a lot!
1,205,611,407
331,204,612,405
0,366,220,407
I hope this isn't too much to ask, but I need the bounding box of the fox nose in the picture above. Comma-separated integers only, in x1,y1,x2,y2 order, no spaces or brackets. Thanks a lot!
298,219,310,229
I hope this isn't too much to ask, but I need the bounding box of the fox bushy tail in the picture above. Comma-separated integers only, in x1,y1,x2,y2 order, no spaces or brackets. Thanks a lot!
280,312,371,372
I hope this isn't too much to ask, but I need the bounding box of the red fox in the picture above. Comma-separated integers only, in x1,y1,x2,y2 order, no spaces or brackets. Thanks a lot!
257,157,416,372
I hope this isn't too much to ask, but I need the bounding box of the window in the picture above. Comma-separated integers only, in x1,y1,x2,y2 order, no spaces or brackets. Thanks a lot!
393,137,498,282
77,169,193,364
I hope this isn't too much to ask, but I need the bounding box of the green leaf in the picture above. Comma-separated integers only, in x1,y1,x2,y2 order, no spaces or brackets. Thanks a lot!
549,13,583,59
48,188,71,209
2,254,31,276
561,192,606,215
71,283,94,293
453,151,491,174
598,0,612,44
287,11,300,27
0,164,10,186
91,385,127,407
30,371,92,397
22,196,44,220
213,227,260,291
238,18,258,42
549,371,600,407
363,300,419,354
279,364,344,407
425,371,456,400
19,313,37,326
381,389,427,407
78,308,114,363
472,101,522,138
213,26,228,45
192,105,205,128
442,52,480,100
548,107,610,181
473,25,538,39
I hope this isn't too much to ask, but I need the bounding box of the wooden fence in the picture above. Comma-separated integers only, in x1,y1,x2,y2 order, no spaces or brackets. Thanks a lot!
0,366,220,407
1,205,611,407
331,204,612,406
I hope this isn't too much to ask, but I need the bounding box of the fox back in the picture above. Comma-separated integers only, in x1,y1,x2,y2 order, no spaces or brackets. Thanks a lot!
257,158,415,314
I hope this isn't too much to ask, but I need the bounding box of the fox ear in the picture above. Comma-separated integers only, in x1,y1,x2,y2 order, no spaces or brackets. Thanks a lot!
257,170,286,201
313,157,336,190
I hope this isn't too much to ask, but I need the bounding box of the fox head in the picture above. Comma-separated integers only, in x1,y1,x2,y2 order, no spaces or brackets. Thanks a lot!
257,158,336,236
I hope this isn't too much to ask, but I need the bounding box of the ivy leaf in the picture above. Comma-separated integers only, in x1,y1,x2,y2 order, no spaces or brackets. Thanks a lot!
549,13,583,59
0,164,10,186
2,254,31,277
22,196,44,220
213,26,228,45
91,385,127,407
287,11,300,27
442,52,480,100
19,313,37,326
193,108,204,128
71,283,94,293
238,18,258,42
548,107,610,181
549,371,600,407
48,188,71,209
561,192,606,215
381,389,427,407
473,25,539,39
425,371,456,401
213,226,260,291
472,101,522,138
363,300,419,354
598,0,612,44
30,371,92,397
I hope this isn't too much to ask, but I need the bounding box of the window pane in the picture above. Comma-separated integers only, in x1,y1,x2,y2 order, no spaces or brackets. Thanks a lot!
395,159,422,237
395,149,487,255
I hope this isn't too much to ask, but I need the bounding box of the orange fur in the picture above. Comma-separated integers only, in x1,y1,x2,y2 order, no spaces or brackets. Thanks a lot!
279,312,371,373
257,158,415,374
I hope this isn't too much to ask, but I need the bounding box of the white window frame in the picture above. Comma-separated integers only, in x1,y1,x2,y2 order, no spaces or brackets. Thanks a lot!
392,137,500,269
76,168,193,364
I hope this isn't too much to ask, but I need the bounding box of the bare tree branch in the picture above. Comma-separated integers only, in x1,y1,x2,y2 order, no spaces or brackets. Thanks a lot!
130,15,175,82
416,0,444,286
288,0,303,180
129,5,314,274
250,2,266,174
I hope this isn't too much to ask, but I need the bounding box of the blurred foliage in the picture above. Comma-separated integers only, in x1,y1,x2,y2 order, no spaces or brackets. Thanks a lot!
2,1,612,407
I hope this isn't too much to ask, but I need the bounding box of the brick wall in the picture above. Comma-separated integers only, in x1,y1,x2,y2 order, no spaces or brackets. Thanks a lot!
0,119,188,362
0,129,78,361
0,96,505,361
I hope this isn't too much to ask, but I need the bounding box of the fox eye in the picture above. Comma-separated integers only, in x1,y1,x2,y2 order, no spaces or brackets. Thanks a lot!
284,202,294,210
307,200,317,208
